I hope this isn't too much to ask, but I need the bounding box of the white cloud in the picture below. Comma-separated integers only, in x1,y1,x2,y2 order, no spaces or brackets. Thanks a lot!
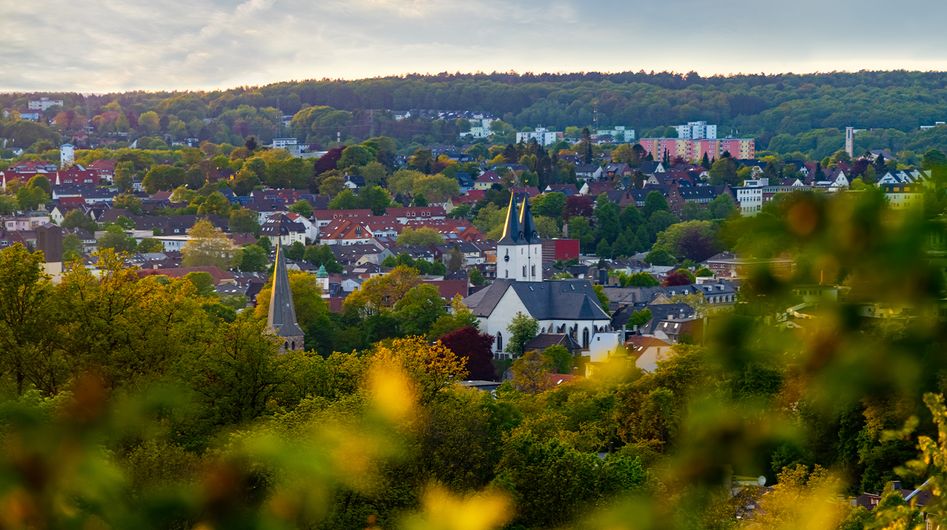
0,0,945,92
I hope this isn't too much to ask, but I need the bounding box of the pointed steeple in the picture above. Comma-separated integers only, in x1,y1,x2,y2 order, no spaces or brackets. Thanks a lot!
267,242,305,351
498,193,521,245
518,194,539,244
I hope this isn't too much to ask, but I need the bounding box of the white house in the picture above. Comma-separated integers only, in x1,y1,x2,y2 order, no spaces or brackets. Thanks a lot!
628,336,674,372
736,179,766,216
261,214,307,246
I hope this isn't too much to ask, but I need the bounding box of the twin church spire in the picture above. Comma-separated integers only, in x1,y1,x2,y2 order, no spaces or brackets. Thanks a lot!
499,192,540,246
497,193,543,282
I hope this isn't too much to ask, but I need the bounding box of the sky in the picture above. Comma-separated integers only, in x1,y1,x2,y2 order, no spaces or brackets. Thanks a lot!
2,0,947,93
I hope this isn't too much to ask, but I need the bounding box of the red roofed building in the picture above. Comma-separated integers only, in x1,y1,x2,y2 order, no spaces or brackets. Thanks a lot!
137,266,236,285
319,218,389,245
87,160,116,180
422,279,469,300
473,170,503,190
55,167,100,186
453,189,486,205
404,218,482,241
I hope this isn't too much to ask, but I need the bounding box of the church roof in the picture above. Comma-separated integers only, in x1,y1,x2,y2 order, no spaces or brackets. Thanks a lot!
517,193,539,244
498,193,540,246
464,279,610,321
497,193,521,245
267,243,305,338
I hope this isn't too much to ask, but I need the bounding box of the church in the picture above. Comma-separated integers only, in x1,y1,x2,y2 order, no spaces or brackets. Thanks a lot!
463,193,612,358
267,242,305,352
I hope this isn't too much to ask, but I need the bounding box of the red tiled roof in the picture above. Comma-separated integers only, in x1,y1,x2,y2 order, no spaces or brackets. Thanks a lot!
422,279,469,300
137,266,235,284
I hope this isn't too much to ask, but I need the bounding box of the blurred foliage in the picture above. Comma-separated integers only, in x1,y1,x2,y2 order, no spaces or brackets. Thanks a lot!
0,182,945,528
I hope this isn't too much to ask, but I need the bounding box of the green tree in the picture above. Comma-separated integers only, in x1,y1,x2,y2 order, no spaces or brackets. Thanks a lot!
621,272,660,287
61,209,97,232
338,144,374,170
229,208,260,235
358,185,392,215
181,219,236,269
27,175,51,194
708,156,739,186
237,244,268,272
393,284,447,336
288,200,313,218
0,244,53,394
397,227,444,246
142,164,187,194
412,173,459,203
185,314,286,425
137,238,164,253
506,312,539,357
653,220,721,262
303,244,342,273
642,191,670,218
0,195,17,215
319,174,345,196
532,192,566,219
543,345,573,374
16,185,48,210
113,193,143,215
98,225,137,253
137,111,160,134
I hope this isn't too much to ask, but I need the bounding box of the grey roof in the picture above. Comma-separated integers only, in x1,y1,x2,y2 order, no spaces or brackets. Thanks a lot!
517,194,539,244
267,244,304,338
464,279,610,321
261,214,306,236
611,302,696,332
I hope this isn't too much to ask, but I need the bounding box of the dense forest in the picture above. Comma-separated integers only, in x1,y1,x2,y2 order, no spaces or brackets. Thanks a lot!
6,71,947,158
1,186,946,528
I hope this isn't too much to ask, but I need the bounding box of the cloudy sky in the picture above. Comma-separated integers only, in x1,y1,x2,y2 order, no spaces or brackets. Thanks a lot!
2,0,946,92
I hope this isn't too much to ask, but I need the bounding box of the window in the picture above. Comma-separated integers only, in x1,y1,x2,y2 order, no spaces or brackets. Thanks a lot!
496,332,503,352
582,328,590,348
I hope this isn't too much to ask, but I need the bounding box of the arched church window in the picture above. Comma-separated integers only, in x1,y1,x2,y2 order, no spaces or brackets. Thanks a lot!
496,332,503,352
582,328,590,348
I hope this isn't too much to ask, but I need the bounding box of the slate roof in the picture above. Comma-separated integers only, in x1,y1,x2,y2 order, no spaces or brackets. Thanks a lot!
267,244,305,338
464,279,610,321
524,333,582,352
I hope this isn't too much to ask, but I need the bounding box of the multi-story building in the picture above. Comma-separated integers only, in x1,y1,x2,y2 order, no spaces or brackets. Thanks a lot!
460,118,494,140
28,98,64,111
594,126,635,143
60,143,75,168
674,121,717,140
516,127,561,146
637,138,756,162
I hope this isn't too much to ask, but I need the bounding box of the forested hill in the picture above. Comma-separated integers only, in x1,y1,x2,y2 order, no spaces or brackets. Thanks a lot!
5,71,947,157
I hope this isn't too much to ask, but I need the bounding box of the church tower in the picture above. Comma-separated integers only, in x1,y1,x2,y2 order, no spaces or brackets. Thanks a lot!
497,193,543,282
267,243,305,352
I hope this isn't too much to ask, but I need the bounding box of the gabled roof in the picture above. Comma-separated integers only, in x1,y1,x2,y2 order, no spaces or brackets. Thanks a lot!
464,279,609,321
525,333,582,352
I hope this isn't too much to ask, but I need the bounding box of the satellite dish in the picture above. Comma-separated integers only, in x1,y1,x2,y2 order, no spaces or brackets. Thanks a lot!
757,476,767,486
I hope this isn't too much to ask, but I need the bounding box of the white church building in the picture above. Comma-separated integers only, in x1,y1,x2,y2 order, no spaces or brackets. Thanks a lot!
464,193,613,358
